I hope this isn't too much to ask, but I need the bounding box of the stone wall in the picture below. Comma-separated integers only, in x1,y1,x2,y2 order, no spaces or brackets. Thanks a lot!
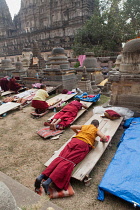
110,77,140,108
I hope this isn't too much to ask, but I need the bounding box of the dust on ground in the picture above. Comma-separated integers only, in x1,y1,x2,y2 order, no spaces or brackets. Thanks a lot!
0,96,134,210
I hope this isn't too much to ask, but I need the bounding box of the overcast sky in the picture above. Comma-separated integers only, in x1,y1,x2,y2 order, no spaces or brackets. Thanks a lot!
5,0,21,19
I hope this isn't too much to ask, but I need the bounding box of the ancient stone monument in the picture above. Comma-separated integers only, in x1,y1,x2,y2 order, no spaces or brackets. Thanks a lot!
22,41,46,87
77,66,94,94
77,52,103,93
77,52,103,83
12,60,27,79
0,0,95,57
28,41,46,77
114,54,122,71
43,47,77,90
0,0,14,38
109,38,140,109
0,58,15,77
22,48,33,70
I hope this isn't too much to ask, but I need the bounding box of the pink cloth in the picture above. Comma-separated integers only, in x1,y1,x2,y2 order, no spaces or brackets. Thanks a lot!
78,55,86,67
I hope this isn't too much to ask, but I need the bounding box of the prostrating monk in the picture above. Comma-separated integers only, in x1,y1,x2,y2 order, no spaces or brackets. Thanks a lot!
46,98,88,130
32,84,49,114
34,119,107,194
9,77,22,93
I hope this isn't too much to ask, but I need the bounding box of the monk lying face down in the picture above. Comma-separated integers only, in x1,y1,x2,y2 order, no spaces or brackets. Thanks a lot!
34,119,107,195
48,98,88,130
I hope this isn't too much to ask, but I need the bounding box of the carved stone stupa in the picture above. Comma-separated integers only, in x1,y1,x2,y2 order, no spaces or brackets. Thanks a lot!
0,58,15,77
77,52,103,93
43,47,76,90
109,38,140,109
12,60,27,78
81,52,103,84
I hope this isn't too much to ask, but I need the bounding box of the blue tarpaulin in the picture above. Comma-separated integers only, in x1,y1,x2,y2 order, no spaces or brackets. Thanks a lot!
75,92,100,102
97,117,140,207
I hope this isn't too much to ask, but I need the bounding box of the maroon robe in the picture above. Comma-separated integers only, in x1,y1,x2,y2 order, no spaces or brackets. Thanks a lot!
51,101,82,129
42,138,91,190
32,100,49,113
9,78,21,92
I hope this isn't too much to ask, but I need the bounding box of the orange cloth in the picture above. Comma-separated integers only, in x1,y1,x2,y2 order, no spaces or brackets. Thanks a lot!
74,124,98,148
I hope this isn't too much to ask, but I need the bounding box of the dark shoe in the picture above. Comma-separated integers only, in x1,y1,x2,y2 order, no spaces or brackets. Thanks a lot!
34,174,45,189
42,178,52,194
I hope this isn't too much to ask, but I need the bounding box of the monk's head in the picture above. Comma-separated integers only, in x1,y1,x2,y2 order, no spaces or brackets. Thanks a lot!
91,119,99,128
75,98,80,102
40,84,46,90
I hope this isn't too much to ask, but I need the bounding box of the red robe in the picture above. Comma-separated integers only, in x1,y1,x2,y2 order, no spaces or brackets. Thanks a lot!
32,100,49,113
42,138,91,190
0,78,9,91
9,78,21,92
52,101,82,129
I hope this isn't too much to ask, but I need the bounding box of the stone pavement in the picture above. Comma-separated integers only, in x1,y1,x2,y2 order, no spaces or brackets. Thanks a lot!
0,171,62,210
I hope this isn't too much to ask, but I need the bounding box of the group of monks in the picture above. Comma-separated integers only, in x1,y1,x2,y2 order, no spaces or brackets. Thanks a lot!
32,84,108,196
0,76,22,93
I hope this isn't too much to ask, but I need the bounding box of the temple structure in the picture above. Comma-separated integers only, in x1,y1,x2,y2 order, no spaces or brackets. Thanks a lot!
0,0,95,57
0,0,14,39
109,38,140,109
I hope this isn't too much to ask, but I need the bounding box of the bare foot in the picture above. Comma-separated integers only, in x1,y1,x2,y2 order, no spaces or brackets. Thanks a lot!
50,123,57,131
53,124,57,131
50,124,54,130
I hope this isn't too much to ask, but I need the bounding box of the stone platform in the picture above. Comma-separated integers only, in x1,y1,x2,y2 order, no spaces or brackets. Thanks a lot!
0,171,62,210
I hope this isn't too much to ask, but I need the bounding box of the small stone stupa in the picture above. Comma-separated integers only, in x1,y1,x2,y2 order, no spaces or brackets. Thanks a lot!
109,38,140,109
22,41,46,87
0,58,15,77
114,54,122,71
22,48,33,70
77,66,94,93
77,52,103,93
77,52,104,84
12,58,27,78
27,40,46,77
43,47,77,90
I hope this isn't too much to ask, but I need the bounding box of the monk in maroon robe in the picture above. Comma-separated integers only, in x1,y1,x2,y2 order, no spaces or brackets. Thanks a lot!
47,99,87,130
34,120,107,195
9,77,21,93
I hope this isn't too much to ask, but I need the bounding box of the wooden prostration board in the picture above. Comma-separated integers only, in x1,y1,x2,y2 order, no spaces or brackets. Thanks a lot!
46,93,77,106
0,102,21,116
44,114,123,181
1,90,15,96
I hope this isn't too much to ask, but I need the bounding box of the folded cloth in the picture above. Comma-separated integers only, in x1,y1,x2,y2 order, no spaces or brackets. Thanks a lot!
105,110,121,117
100,135,110,143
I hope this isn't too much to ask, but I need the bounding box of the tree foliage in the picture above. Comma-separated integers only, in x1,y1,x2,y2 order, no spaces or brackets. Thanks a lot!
73,0,140,56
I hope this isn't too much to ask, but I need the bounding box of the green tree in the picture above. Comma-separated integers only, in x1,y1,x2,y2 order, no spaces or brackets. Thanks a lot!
122,0,140,40
73,0,140,56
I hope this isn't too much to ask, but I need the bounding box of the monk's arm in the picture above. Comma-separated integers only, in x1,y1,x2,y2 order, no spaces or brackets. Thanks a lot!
82,103,88,109
97,130,107,140
70,125,82,134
